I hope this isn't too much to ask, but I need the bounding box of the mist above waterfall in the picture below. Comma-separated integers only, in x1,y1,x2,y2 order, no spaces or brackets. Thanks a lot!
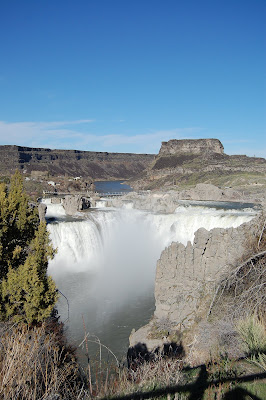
48,209,164,301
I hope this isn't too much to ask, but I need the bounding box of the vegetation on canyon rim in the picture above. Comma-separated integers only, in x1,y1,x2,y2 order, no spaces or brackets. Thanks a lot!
0,171,265,399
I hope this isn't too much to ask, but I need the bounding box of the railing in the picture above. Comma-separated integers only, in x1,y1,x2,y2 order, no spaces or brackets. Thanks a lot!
96,192,126,197
43,190,89,196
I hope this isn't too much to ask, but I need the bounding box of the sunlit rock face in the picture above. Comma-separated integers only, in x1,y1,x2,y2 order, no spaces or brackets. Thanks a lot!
159,139,224,156
129,218,256,353
154,224,248,328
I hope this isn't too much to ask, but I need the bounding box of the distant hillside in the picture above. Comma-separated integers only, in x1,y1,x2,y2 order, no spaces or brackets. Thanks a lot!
130,139,266,190
0,145,155,180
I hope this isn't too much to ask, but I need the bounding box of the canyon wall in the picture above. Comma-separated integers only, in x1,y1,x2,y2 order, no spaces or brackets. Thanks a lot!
154,224,247,328
0,145,154,179
129,218,256,351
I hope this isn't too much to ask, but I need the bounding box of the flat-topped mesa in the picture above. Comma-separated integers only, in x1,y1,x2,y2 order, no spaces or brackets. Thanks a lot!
159,139,224,156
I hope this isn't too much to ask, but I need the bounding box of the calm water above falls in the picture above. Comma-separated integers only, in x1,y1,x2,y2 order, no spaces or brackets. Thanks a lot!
94,180,133,193
46,199,257,364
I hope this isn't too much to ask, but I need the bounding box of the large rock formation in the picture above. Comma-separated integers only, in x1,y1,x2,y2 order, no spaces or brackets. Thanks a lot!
159,139,224,156
0,145,154,179
129,219,256,352
130,139,266,191
154,225,247,328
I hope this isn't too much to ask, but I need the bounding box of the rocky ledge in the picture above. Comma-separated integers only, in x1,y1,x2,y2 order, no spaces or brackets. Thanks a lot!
109,183,265,212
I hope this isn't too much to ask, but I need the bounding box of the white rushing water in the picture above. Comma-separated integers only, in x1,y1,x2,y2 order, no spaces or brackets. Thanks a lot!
46,201,257,359
47,204,256,298
42,198,66,218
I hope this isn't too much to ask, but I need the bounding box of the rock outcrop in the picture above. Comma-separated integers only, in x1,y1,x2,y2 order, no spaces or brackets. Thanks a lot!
129,219,256,352
38,203,47,222
180,183,242,202
62,195,91,215
154,225,247,328
159,139,224,156
130,139,266,191
109,184,262,213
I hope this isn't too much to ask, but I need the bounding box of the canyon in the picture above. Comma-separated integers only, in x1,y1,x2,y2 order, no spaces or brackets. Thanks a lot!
15,138,266,361
43,189,262,361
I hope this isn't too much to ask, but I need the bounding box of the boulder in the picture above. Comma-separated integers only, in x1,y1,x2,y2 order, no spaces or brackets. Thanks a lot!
62,195,91,215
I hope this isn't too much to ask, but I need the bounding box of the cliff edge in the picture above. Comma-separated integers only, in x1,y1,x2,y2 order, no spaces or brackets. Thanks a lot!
0,145,155,180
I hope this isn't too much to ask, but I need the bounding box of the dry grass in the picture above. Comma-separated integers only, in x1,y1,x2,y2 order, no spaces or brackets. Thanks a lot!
209,213,266,320
0,321,87,400
0,319,184,399
0,321,264,400
237,314,266,372
107,356,183,398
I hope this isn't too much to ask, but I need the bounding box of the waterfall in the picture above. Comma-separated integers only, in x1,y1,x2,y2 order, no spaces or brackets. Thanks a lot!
47,204,255,290
42,198,66,218
46,202,256,358
95,200,108,208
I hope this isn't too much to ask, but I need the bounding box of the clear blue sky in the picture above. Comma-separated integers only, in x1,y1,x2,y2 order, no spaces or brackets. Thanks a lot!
0,0,265,157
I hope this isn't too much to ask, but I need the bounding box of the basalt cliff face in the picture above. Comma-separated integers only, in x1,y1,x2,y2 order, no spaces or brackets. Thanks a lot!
153,225,247,328
131,139,266,190
0,145,155,179
129,219,256,353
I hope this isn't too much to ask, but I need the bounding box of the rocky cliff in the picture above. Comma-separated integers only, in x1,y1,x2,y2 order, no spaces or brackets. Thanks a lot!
131,139,266,191
154,225,247,329
0,145,155,179
159,139,224,156
129,218,257,352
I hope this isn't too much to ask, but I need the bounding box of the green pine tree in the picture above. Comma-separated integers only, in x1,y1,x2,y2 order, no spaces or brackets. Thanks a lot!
1,223,58,324
0,170,58,324
0,170,39,279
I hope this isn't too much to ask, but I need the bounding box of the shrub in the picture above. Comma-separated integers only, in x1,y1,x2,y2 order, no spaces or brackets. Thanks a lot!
237,314,266,356
237,314,266,372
